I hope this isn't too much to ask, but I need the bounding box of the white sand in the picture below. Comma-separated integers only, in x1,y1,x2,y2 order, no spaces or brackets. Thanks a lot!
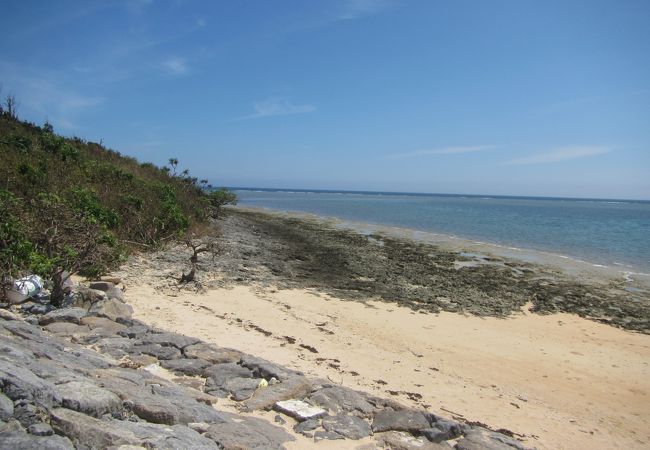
120,279,650,450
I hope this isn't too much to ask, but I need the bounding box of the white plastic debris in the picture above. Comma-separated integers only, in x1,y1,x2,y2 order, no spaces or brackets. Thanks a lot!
6,275,44,304
274,399,327,421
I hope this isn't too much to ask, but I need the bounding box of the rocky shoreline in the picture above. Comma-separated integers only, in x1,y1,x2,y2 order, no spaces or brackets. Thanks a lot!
1,280,531,449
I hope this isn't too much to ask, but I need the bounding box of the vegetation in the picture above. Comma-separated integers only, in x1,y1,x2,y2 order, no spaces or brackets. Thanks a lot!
0,101,236,304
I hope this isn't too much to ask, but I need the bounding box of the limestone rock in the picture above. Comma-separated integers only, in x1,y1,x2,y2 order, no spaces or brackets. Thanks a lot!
322,414,372,439
39,307,88,325
371,409,430,433
57,381,122,417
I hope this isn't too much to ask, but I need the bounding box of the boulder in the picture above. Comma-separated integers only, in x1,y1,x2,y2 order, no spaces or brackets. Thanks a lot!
308,386,376,417
455,429,529,450
0,392,14,420
57,381,122,417
118,420,220,449
203,363,254,386
27,422,54,436
160,358,211,376
42,322,90,336
421,418,462,443
322,414,372,439
378,431,450,449
0,432,74,450
39,307,88,325
50,407,141,448
242,375,311,411
205,414,294,449
0,360,61,408
371,409,431,433
70,287,107,310
89,299,133,322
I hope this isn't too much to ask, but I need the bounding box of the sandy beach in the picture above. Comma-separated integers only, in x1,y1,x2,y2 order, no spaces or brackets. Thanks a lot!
113,210,650,449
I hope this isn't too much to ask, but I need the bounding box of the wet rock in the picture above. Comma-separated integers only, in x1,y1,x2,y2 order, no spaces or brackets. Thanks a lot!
0,432,74,450
132,343,181,360
39,307,88,325
57,381,122,417
455,429,529,450
27,421,54,436
274,399,327,421
89,299,134,323
160,358,211,376
308,386,376,417
0,392,13,420
136,332,199,350
371,409,430,433
322,414,372,439
184,343,242,364
205,414,294,449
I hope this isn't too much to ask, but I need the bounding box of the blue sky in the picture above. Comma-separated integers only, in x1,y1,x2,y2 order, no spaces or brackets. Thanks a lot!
1,0,649,199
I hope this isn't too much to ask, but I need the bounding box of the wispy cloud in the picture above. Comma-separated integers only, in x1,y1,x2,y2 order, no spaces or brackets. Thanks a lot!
338,0,393,20
126,0,154,14
239,97,316,120
503,146,611,165
161,57,189,76
386,145,496,160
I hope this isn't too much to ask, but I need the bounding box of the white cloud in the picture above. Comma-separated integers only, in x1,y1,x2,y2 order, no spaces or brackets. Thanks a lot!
161,57,189,75
386,145,495,160
504,146,611,165
338,0,393,20
239,97,316,120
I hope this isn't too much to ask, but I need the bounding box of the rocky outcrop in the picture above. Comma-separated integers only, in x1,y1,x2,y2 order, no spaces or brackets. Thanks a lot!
0,302,533,449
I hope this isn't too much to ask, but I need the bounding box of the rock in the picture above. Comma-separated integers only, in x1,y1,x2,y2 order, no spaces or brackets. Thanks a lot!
0,392,14,420
81,316,127,332
0,418,24,433
205,414,294,449
28,422,54,436
118,325,150,339
294,418,321,435
100,276,122,285
0,309,21,321
132,343,181,360
184,343,242,364
118,420,221,449
160,358,211,376
455,429,529,450
43,322,90,336
421,419,462,443
13,400,50,427
50,407,141,447
371,409,430,433
274,399,327,421
137,332,199,350
314,430,344,441
0,432,74,450
57,381,122,417
188,422,211,433
223,377,263,401
39,307,88,325
89,298,133,322
0,360,61,408
89,281,115,292
308,386,376,417
106,286,125,302
70,287,107,310
378,431,449,449
274,414,286,425
242,375,311,411
203,362,254,385
148,384,225,424
322,414,372,439
241,355,297,381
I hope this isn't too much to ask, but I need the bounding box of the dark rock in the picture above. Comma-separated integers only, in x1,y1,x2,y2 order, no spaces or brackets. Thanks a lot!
0,432,74,450
160,358,211,376
27,421,54,436
106,286,124,302
136,332,199,350
455,429,529,450
274,414,286,425
371,409,430,433
294,418,321,435
314,430,344,441
38,307,88,325
80,316,127,333
242,375,311,412
205,414,294,449
378,431,450,449
0,418,24,433
322,414,372,439
132,343,181,360
421,418,462,443
89,298,133,322
70,287,107,310
89,281,115,292
118,325,150,339
42,322,89,336
0,360,61,408
203,362,254,386
118,420,221,449
148,384,224,424
57,381,122,417
308,386,376,417
0,392,13,420
223,377,262,401
184,343,242,364
13,400,50,428
241,355,297,381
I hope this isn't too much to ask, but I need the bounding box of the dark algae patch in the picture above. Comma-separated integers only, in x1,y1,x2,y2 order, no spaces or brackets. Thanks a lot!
213,209,649,333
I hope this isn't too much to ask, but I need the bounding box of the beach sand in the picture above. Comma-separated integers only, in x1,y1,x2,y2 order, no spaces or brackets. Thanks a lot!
121,280,650,450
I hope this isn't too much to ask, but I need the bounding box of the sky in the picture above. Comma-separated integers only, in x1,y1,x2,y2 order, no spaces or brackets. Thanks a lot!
1,0,649,200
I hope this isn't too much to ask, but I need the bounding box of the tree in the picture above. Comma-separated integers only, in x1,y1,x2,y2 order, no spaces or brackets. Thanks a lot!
5,94,18,119
168,158,178,176
208,188,237,218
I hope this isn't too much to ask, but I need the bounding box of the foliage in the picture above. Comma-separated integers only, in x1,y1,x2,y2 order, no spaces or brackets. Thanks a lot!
0,110,221,298
208,188,238,218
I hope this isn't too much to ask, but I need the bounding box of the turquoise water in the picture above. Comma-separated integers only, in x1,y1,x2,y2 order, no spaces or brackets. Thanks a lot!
233,189,650,272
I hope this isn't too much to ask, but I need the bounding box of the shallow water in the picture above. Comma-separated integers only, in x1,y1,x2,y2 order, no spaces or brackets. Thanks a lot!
234,189,650,272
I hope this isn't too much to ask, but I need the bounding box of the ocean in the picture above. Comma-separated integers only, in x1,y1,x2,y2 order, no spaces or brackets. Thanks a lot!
233,188,650,273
